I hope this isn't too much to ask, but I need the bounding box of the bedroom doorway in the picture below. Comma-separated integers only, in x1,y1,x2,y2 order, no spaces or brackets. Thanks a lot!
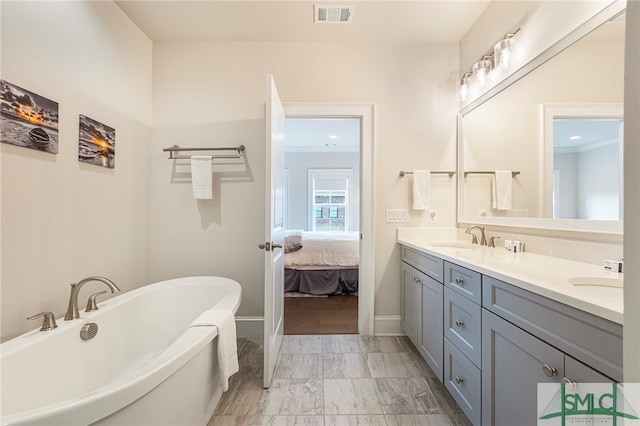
281,104,373,335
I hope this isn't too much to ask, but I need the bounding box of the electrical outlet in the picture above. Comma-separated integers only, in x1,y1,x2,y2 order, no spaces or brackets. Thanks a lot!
428,209,438,224
386,209,409,223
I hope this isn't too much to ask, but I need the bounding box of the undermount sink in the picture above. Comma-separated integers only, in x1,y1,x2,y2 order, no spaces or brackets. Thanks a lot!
567,276,623,288
429,242,476,249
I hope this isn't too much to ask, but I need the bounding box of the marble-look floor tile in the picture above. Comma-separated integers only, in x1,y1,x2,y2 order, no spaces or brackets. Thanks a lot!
396,336,416,353
404,349,437,379
324,335,364,353
264,379,324,415
359,336,405,353
242,336,265,354
281,335,323,353
323,353,371,378
325,415,388,425
385,414,452,425
445,413,473,426
375,378,442,415
214,375,269,416
324,379,383,415
208,415,324,426
237,351,264,378
426,379,462,415
367,353,425,378
274,354,322,379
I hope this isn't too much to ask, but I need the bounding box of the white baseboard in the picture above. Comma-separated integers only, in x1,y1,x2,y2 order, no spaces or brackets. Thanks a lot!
236,315,403,337
374,315,403,336
236,316,263,337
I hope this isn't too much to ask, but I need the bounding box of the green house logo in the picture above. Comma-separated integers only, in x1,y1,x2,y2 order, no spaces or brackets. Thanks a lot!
538,383,640,425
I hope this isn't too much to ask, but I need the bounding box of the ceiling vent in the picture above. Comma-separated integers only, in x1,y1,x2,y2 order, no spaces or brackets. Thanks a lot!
314,5,353,24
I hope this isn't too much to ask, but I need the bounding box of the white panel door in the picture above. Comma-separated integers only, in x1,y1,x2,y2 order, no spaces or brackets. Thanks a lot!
262,74,285,388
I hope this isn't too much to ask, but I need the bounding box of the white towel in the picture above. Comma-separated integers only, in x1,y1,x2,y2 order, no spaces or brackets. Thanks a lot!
492,170,513,210
190,156,213,199
412,170,431,210
190,309,239,391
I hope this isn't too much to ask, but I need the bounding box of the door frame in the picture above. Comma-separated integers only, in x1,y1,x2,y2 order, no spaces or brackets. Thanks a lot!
283,102,375,336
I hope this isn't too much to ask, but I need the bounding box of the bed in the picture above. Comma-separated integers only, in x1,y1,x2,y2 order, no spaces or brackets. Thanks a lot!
284,230,359,295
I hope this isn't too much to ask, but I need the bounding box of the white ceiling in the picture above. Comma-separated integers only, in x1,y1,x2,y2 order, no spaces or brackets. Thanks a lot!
554,119,623,153
115,1,491,44
285,117,360,152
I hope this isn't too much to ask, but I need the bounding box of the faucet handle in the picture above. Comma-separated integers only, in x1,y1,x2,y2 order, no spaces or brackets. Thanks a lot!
85,290,108,312
488,236,501,248
27,311,58,331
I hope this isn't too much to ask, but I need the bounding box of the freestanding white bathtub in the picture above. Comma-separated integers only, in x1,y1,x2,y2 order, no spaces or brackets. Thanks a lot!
0,276,242,426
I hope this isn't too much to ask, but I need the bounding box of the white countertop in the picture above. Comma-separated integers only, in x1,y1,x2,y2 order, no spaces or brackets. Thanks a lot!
397,228,623,325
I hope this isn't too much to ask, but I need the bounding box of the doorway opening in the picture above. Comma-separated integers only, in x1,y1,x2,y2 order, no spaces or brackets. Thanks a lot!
282,116,361,335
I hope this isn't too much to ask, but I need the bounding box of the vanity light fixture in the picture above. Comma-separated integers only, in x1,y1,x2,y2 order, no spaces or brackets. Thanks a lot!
458,27,521,102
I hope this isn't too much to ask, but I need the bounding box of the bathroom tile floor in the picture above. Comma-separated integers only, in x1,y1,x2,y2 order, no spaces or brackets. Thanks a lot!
208,335,472,426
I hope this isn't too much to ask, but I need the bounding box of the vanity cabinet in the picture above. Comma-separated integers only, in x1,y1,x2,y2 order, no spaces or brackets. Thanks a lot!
481,275,622,426
401,246,444,381
399,243,623,426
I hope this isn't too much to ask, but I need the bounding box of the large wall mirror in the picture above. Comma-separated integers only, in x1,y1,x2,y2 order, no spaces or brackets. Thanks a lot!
458,3,625,234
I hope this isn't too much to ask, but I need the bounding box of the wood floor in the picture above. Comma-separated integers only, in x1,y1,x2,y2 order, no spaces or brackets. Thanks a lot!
284,295,358,335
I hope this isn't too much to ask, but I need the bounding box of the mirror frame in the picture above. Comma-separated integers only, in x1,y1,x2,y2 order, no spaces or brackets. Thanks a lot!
457,1,626,235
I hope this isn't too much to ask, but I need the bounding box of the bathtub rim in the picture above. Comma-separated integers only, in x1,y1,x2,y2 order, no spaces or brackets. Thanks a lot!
1,275,241,355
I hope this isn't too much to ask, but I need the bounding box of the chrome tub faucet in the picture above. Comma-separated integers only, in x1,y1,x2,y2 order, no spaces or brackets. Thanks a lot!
64,276,121,321
465,225,487,246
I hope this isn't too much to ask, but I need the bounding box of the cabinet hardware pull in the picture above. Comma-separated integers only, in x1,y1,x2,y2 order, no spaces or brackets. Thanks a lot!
455,376,464,384
542,364,557,377
562,377,577,391
455,277,464,285
455,320,464,327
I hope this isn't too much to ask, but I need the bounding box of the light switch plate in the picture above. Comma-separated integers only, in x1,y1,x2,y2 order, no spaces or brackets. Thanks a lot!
386,209,409,222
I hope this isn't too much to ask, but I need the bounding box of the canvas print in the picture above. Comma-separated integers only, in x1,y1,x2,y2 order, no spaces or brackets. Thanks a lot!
0,80,59,154
78,114,115,168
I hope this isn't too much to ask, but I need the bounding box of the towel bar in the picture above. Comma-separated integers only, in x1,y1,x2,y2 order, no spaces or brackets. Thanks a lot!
399,171,456,177
463,171,520,177
162,145,245,160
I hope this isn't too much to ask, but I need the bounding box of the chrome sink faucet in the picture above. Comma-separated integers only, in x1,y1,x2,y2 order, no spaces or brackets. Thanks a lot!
465,225,487,246
64,276,121,320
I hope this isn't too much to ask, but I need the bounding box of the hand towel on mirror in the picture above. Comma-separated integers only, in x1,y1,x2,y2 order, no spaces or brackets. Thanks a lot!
191,155,213,199
190,309,239,391
412,170,431,210
492,170,513,210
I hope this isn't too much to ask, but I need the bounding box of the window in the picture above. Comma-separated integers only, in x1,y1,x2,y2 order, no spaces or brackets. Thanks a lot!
309,169,353,231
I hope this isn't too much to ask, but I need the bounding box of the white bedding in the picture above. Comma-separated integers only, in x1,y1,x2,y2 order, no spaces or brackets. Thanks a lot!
284,231,359,269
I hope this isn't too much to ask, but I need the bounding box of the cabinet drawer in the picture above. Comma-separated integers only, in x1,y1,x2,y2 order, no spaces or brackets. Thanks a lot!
445,288,481,368
482,275,623,382
401,246,444,283
445,261,481,304
444,338,481,426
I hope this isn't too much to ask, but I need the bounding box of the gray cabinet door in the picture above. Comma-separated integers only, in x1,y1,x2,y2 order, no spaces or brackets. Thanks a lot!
419,274,444,381
401,262,420,346
482,310,564,426
564,356,613,385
